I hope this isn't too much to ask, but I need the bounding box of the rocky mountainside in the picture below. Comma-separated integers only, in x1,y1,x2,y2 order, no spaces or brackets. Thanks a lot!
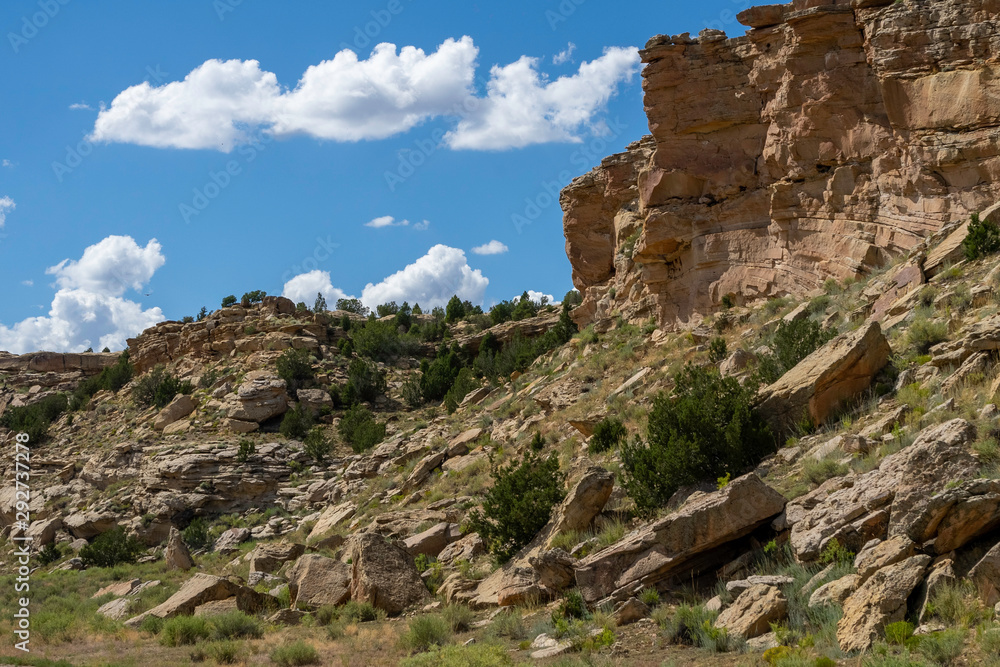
563,0,1000,331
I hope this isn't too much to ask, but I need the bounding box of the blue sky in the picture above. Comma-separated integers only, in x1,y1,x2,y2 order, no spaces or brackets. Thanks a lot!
0,0,754,353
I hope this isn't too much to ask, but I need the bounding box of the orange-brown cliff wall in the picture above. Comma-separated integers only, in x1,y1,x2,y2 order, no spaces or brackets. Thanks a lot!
563,0,1000,329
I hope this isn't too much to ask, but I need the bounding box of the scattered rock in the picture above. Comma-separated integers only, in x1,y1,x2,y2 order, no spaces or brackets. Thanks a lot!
153,394,197,431
165,527,194,571
837,555,932,652
715,584,788,639
286,554,352,610
346,532,429,615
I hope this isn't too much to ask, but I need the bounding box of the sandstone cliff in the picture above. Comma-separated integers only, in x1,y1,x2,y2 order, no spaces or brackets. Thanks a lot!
563,0,1000,329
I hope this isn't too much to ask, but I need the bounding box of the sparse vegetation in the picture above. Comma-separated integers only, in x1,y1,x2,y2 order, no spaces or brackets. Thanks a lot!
79,526,144,568
132,365,193,409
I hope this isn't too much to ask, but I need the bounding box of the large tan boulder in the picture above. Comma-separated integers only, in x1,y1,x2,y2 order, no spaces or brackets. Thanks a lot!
809,574,860,608
286,554,351,609
402,522,462,558
853,536,916,583
837,555,932,652
226,371,288,423
575,474,786,605
64,511,117,540
153,394,197,431
124,574,262,627
545,466,614,547
244,542,305,574
970,542,1000,608
345,533,429,615
891,478,1000,555
165,527,194,571
307,502,356,542
757,322,891,433
788,419,978,562
715,584,788,639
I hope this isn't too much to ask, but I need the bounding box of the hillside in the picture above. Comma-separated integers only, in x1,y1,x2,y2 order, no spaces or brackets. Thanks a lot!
2,1,1000,666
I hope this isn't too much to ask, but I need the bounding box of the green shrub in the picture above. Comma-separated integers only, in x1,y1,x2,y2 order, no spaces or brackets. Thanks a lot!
756,319,836,385
487,610,526,640
337,600,383,623
336,298,369,316
139,614,164,635
70,352,134,410
818,539,855,567
529,431,545,452
182,517,209,551
1,393,68,442
353,317,405,362
915,628,965,665
205,639,245,664
963,212,1000,261
303,427,333,462
79,526,144,568
468,451,566,563
709,337,728,363
400,642,514,667
589,417,627,453
553,590,589,621
402,614,452,652
236,438,256,463
37,543,61,566
337,404,386,453
160,615,211,646
446,295,466,323
221,295,237,307
804,456,849,486
639,587,661,607
401,375,424,408
270,640,321,666
621,364,774,513
421,347,464,402
907,315,949,355
276,348,315,393
280,402,313,440
441,604,474,632
444,367,481,413
132,365,193,409
884,621,915,646
345,358,387,403
209,611,263,640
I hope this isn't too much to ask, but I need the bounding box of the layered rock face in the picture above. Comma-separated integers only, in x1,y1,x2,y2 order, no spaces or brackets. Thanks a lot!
563,0,1000,329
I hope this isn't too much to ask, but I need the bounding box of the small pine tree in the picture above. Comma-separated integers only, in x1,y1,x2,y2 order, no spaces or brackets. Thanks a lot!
221,295,237,307
412,303,423,315
197,306,208,321
962,212,1000,261
445,295,465,323
314,292,328,313
469,451,566,563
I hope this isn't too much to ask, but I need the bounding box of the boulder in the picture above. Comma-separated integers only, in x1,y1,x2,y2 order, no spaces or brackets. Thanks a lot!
789,419,978,562
97,598,135,620
715,584,788,639
245,542,305,574
809,574,861,608
757,322,891,433
575,474,786,605
402,522,462,558
153,394,197,431
438,533,486,564
296,388,333,415
545,466,614,546
226,371,289,422
854,536,916,584
528,549,576,591
213,527,251,554
837,555,932,652
970,542,1000,608
613,597,650,625
25,517,62,547
124,574,258,627
64,511,117,540
307,502,356,542
346,532,429,615
892,478,1000,555
447,428,484,457
165,527,194,571
402,450,447,491
286,554,351,609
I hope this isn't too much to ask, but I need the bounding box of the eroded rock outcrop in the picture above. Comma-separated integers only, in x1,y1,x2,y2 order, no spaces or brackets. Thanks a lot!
563,0,1000,330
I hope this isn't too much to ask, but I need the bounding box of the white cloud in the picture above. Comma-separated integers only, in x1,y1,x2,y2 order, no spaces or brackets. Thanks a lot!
446,46,640,150
89,39,638,152
361,245,488,309
21,280,32,287
46,235,165,296
281,270,349,306
0,197,14,227
69,102,93,111
471,240,509,255
0,236,165,353
412,220,430,231
365,215,408,228
553,42,576,65
1,159,12,168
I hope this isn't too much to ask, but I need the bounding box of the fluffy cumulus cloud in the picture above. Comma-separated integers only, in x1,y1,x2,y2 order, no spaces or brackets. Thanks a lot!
281,270,348,306
446,47,640,150
360,245,488,309
0,236,165,354
0,196,14,226
516,290,556,304
471,240,508,255
89,38,638,152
